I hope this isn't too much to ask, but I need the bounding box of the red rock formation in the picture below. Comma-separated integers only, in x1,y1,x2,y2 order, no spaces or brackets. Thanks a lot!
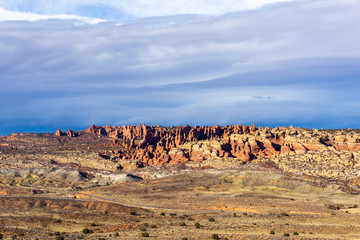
66,129,76,137
54,124,360,169
55,128,63,136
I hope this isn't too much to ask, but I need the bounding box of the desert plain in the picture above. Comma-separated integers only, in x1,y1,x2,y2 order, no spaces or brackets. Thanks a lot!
0,124,359,240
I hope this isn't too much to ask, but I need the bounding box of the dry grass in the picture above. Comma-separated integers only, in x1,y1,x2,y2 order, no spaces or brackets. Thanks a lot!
0,165,359,239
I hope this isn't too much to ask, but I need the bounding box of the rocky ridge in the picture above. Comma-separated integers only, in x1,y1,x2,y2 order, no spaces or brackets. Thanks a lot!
55,124,360,170
1,124,360,182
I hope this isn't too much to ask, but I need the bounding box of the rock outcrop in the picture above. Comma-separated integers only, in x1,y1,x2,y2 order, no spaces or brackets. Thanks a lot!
1,124,360,182
53,124,360,171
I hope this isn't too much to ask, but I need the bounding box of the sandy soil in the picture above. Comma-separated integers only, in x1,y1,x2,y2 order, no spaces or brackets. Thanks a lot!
0,163,359,240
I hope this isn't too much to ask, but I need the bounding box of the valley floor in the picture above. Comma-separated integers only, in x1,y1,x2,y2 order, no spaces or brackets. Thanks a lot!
0,162,359,240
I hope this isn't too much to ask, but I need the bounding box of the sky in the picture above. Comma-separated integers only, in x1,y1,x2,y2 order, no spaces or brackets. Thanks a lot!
0,0,359,135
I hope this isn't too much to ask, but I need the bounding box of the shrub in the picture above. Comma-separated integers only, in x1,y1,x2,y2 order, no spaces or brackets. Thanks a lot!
115,232,119,237
141,232,149,237
170,213,177,217
54,232,61,236
293,232,299,235
180,222,186,226
281,213,289,217
0,233,3,239
160,212,165,216
82,228,93,234
209,217,215,222
130,211,137,215
104,211,109,215
211,234,219,239
18,233,25,237
270,230,275,235
195,222,201,228
233,213,237,217
182,238,188,240
90,223,97,226
283,233,290,237
11,235,17,240
55,236,64,240
151,225,157,228
143,223,149,227
140,227,147,232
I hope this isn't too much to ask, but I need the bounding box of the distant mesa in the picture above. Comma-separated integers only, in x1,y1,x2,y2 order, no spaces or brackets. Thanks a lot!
53,124,360,169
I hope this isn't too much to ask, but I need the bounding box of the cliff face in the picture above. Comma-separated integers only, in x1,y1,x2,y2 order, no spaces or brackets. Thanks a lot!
54,124,360,170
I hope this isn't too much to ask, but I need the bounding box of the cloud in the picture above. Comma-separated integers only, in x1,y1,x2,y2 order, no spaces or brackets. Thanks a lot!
0,0,297,20
0,0,359,135
0,7,104,23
